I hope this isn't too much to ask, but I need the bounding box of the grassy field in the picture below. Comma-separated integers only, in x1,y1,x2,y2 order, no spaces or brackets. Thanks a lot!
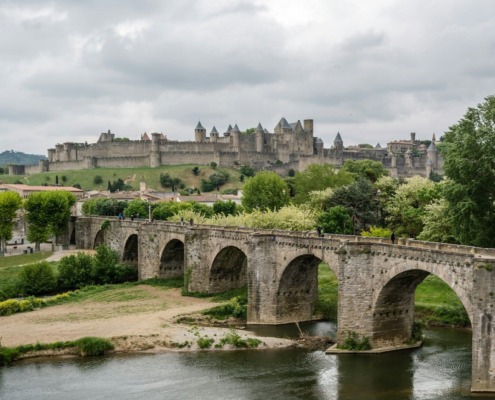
0,253,53,297
0,164,245,192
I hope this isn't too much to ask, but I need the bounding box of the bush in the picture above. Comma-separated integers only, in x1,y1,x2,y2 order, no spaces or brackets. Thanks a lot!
93,245,138,284
58,253,94,290
338,331,371,351
93,175,103,185
17,262,57,296
202,296,247,320
75,337,114,356
197,337,215,349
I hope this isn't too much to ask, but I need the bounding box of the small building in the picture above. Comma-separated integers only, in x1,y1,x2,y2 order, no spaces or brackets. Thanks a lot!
0,184,85,199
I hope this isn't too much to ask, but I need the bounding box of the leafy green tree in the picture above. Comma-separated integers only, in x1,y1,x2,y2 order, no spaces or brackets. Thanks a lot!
417,199,457,243
441,95,495,247
385,176,440,238
92,245,136,284
17,262,57,295
192,166,200,176
317,206,353,234
124,199,152,219
325,179,380,234
0,191,22,253
293,164,354,204
239,165,255,177
242,171,289,212
58,253,94,290
213,200,238,216
93,175,103,185
25,191,76,251
208,171,229,190
341,160,389,183
82,198,128,217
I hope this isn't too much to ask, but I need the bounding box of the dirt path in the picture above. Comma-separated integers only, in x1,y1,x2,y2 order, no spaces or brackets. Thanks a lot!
0,285,294,353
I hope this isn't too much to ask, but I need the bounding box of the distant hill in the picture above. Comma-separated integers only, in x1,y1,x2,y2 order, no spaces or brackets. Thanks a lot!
0,150,47,166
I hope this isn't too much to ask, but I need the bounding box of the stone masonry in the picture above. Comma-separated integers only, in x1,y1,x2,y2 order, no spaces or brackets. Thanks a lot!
76,216,495,393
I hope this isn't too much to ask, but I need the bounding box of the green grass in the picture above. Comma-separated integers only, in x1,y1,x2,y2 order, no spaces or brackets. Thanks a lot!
316,263,338,321
415,275,470,326
0,253,53,298
0,165,244,193
0,337,114,366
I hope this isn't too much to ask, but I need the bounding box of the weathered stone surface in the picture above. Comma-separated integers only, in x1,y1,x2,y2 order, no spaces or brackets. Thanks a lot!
76,217,495,393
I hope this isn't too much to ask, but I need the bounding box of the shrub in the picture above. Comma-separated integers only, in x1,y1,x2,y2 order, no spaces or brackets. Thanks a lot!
75,337,114,356
202,296,247,320
93,245,137,284
197,337,215,349
93,175,103,185
17,262,57,296
219,329,261,348
338,331,371,351
58,253,94,290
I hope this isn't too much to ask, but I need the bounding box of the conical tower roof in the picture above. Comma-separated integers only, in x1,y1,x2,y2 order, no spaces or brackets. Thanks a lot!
211,126,219,134
334,132,343,142
196,121,205,130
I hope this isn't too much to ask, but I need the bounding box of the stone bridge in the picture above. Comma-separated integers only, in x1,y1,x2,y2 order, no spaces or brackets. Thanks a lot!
76,216,495,393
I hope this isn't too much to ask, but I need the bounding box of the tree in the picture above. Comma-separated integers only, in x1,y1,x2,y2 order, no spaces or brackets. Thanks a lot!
293,164,354,204
341,160,389,183
192,166,200,176
213,200,238,216
239,165,255,177
384,176,440,239
93,175,103,185
24,191,76,251
417,199,457,243
58,253,94,290
325,179,381,234
317,206,353,234
0,191,22,253
17,262,57,295
441,95,495,247
124,199,151,219
241,171,289,212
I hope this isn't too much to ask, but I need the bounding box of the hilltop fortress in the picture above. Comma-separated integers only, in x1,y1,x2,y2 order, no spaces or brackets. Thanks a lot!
9,118,442,178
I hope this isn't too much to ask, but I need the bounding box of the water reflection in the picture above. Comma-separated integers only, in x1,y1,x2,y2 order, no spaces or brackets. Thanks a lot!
0,327,477,400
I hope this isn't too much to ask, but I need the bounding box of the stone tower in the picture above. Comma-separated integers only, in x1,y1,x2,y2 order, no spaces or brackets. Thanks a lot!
334,132,344,156
195,122,206,142
255,123,264,152
150,133,161,168
427,141,438,169
210,126,219,143
232,124,240,148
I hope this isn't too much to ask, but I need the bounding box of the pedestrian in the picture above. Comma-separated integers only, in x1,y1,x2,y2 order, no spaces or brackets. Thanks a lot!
189,218,193,226
391,231,396,244
118,212,123,220
180,217,184,226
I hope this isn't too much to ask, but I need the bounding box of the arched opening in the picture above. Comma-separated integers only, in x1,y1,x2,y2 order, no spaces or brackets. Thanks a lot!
209,246,247,293
123,234,139,266
93,230,104,248
276,254,322,323
160,239,184,279
69,226,76,245
372,270,470,348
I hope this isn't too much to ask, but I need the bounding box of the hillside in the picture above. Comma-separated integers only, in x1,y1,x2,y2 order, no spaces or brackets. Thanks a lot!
0,164,245,193
0,150,46,166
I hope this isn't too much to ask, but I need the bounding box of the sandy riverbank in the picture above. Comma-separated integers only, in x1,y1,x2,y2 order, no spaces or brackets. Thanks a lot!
0,285,295,356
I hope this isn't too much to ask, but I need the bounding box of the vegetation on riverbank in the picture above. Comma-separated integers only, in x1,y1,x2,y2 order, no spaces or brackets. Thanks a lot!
0,337,114,366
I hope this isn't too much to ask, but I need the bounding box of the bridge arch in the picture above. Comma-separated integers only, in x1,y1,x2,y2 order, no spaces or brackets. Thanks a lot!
209,246,247,293
275,254,325,323
93,230,104,248
160,239,184,279
372,268,472,347
123,234,139,265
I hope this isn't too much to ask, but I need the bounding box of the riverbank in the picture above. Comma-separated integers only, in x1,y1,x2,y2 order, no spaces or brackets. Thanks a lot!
0,285,295,361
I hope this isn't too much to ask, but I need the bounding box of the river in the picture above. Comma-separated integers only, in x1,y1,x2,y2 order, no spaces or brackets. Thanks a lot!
0,324,478,400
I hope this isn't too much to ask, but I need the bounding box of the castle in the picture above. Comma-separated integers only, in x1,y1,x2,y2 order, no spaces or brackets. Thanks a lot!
8,118,442,178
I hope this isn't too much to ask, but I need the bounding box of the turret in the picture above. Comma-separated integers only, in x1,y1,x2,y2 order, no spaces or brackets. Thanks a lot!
232,124,240,147
210,126,219,143
224,124,233,137
334,132,344,155
426,158,433,177
255,123,264,152
150,132,161,167
427,141,438,168
195,122,206,142
410,132,416,144
304,119,313,134
405,148,412,167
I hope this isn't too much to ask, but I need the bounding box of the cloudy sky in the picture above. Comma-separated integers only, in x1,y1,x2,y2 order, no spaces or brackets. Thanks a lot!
1,0,494,154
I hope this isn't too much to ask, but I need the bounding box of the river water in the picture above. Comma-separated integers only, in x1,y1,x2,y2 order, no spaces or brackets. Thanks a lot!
0,324,478,400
